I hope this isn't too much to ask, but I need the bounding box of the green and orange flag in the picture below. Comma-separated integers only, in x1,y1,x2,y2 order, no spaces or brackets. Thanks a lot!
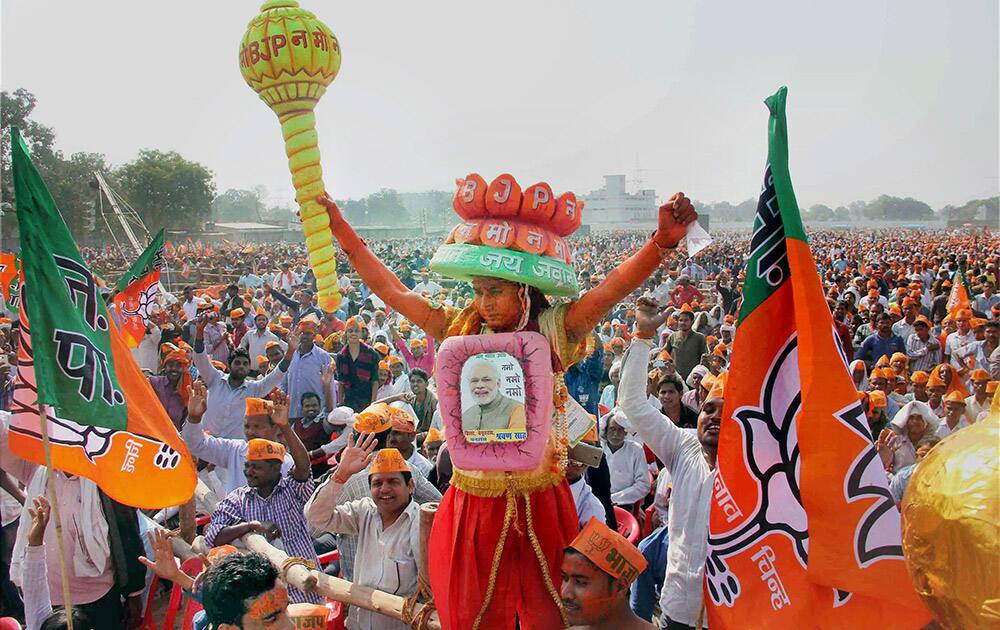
112,228,165,348
9,127,195,509
705,88,930,628
945,269,972,317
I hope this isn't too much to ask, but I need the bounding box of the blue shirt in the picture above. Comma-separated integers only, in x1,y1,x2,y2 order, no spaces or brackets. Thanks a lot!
282,344,333,418
564,343,604,415
630,525,669,622
857,332,906,368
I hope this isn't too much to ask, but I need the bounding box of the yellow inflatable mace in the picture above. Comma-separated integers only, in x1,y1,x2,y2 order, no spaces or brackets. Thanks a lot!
240,0,342,312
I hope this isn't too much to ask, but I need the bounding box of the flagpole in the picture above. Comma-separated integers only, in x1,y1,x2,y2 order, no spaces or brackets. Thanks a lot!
39,404,75,630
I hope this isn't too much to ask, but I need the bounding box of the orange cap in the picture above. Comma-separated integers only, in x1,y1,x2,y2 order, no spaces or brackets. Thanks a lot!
388,407,416,433
875,355,891,368
230,308,246,319
247,438,286,462
927,374,947,388
369,448,411,475
287,603,328,627
910,370,929,384
355,403,393,433
205,544,240,562
410,337,426,349
374,342,390,356
425,427,445,444
298,313,321,332
706,372,727,401
245,398,274,417
679,303,694,314
971,369,990,382
867,390,887,412
569,517,648,585
264,340,282,351
943,390,966,404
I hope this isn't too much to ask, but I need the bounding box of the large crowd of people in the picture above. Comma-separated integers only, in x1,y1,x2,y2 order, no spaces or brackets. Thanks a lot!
0,223,996,629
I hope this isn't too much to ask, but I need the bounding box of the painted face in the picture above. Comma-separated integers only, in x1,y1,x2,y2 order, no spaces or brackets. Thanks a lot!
469,363,500,405
238,583,292,630
471,277,522,331
560,552,619,627
369,472,413,515
698,397,723,447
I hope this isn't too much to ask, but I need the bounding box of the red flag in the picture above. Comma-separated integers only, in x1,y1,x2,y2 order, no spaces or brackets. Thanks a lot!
706,88,930,628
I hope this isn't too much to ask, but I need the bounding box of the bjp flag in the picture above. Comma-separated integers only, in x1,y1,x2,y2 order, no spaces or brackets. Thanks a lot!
0,253,17,304
705,89,930,628
112,228,165,348
945,269,971,317
8,127,196,509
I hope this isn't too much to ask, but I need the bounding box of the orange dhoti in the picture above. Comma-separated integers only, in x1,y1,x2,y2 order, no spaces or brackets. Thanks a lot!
428,478,579,630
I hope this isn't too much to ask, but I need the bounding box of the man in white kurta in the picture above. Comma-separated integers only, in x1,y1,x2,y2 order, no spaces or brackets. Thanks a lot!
620,329,720,630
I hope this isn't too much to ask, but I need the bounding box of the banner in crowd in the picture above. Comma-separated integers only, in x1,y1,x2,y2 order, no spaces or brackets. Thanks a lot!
9,127,196,509
113,228,165,348
945,269,971,316
704,88,930,628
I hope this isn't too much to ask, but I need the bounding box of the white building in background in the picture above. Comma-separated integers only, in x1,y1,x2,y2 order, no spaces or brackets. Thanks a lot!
582,175,658,232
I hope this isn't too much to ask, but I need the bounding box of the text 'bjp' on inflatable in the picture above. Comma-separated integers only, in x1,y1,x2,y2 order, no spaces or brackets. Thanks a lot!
239,0,342,312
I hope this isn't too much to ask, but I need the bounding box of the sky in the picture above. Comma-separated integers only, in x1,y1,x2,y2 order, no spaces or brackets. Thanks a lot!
2,0,997,211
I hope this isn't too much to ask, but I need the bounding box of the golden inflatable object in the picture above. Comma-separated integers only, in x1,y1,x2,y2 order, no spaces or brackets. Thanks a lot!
901,415,999,629
239,0,342,312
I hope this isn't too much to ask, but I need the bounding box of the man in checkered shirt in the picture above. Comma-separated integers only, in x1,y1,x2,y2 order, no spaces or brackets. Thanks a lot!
204,391,322,604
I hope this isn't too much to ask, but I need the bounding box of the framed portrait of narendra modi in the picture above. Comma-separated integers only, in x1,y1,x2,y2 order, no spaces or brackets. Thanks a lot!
436,332,553,471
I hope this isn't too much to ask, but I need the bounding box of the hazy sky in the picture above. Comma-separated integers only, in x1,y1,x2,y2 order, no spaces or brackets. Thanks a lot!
2,1,997,211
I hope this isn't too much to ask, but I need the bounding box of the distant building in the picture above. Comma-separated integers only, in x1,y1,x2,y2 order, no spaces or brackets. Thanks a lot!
582,175,658,232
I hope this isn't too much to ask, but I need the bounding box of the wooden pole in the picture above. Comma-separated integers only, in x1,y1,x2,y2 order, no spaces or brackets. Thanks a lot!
243,533,441,629
418,502,438,591
38,405,74,630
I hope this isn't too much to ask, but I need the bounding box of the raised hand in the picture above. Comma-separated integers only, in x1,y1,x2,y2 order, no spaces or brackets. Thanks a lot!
26,495,50,547
287,329,302,352
320,364,334,386
316,193,345,225
336,432,378,479
876,428,900,469
270,391,290,427
138,528,182,582
654,192,698,249
635,297,668,338
188,380,208,420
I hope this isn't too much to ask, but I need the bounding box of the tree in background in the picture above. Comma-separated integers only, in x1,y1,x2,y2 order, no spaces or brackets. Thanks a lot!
212,187,264,222
862,195,934,221
336,187,411,226
114,149,216,233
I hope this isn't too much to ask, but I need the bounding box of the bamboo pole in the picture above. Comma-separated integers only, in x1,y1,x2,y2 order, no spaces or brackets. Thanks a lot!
418,502,438,591
138,512,197,561
39,405,74,630
243,533,441,629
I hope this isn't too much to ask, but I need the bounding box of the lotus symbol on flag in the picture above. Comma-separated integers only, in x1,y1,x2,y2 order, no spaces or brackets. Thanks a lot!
706,334,906,608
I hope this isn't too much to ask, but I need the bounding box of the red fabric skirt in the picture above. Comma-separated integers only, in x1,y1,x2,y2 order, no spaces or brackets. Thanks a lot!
428,480,579,630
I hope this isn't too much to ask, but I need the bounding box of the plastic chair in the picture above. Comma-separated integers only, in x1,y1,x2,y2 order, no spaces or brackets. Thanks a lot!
153,556,205,630
614,506,640,544
640,504,656,540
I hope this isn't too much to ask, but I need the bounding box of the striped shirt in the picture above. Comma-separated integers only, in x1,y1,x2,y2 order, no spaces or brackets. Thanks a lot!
336,343,380,412
905,333,942,373
205,474,321,604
